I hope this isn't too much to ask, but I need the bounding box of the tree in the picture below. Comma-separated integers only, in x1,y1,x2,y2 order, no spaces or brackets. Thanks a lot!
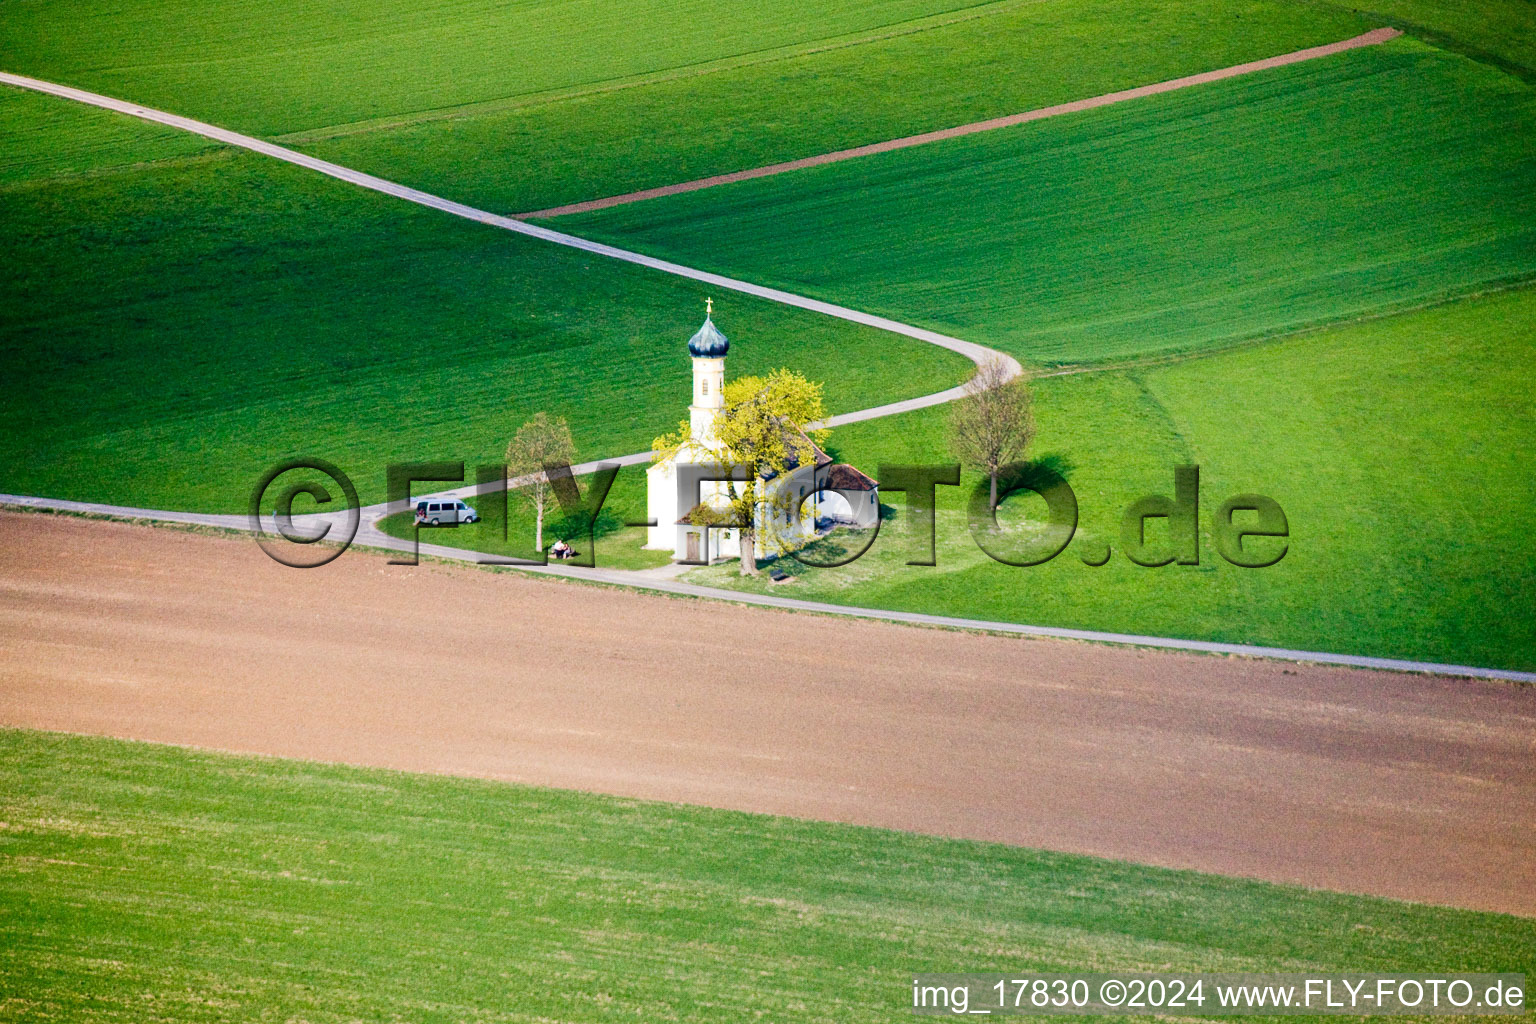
949,358,1033,511
653,368,827,577
506,412,577,552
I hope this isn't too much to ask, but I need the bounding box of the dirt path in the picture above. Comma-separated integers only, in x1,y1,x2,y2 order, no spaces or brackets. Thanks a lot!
521,28,1402,219
2,512,1532,916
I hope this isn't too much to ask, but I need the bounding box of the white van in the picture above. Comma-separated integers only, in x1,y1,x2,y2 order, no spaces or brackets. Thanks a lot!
415,499,478,526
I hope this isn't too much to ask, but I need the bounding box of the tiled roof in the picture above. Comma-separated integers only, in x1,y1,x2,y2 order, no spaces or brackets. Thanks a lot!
821,463,878,491
761,418,832,479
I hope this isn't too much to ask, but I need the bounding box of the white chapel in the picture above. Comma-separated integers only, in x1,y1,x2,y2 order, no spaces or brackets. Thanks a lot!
645,304,879,565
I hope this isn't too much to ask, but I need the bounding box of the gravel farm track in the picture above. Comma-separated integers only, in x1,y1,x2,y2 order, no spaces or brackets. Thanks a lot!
2,513,1533,917
521,27,1401,218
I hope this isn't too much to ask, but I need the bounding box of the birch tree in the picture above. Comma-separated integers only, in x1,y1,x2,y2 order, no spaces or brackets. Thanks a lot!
506,412,577,552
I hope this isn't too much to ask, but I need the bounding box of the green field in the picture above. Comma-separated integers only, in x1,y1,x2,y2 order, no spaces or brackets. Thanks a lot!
298,0,1366,214
561,39,1536,365
679,287,1536,672
0,0,981,135
1,0,1371,214
3,728,1530,1022
1,0,1528,235
0,90,967,512
0,88,219,186
1303,0,1536,78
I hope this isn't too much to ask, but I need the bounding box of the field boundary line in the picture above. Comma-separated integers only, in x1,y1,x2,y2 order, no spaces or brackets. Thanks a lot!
521,27,1401,218
3,496,1534,685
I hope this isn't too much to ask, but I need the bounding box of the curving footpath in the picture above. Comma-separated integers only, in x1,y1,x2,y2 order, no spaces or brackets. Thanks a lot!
3,48,1533,684
0,69,1019,414
0,70,1017,510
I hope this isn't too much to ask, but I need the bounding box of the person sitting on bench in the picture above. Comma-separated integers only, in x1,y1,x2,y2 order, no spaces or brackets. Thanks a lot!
550,539,574,560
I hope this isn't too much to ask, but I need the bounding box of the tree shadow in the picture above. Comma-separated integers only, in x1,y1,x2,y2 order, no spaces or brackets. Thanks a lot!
551,506,627,543
997,452,1076,497
767,525,878,575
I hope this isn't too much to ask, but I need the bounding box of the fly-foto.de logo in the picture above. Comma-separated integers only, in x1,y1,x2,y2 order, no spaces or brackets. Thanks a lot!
250,460,1287,570
782,463,1285,570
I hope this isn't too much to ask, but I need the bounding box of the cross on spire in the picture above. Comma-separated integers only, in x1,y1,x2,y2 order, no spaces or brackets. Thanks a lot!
705,297,713,318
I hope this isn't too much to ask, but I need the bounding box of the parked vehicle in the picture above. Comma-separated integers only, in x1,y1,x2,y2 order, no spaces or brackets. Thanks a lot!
415,499,478,526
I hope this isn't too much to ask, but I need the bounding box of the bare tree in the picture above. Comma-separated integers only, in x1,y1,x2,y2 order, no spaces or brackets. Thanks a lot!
949,358,1033,511
505,412,577,552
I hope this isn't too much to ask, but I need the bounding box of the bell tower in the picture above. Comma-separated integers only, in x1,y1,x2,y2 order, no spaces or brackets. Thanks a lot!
687,298,728,443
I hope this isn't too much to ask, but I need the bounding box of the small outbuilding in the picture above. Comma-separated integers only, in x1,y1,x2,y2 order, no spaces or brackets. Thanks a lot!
813,463,880,529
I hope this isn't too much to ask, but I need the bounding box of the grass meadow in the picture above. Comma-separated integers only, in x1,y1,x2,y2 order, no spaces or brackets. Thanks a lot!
3,729,1531,1023
0,88,220,186
0,90,968,512
299,0,1366,214
681,287,1536,671
3,0,1368,214
371,288,1536,671
562,39,1536,366
0,0,979,135
4,5,1533,671
1301,0,1536,78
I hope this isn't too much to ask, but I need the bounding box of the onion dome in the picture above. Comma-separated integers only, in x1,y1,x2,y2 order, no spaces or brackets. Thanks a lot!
687,315,729,358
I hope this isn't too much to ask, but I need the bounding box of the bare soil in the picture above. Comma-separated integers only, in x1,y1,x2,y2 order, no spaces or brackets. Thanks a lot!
1,511,1531,915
